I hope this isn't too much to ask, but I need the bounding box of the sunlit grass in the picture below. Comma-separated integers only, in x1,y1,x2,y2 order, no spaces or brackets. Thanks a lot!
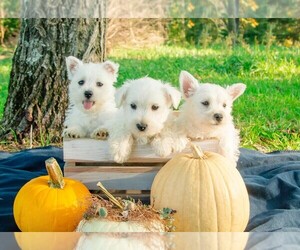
0,58,12,118
0,46,14,118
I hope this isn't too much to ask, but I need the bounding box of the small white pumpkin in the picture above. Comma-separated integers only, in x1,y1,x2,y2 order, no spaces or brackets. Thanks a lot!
75,233,167,250
76,218,165,232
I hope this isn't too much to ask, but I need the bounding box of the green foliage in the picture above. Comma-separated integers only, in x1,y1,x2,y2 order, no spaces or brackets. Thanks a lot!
98,207,108,218
165,19,187,46
242,19,300,45
185,19,219,46
0,19,20,44
160,208,175,219
0,51,12,118
3,19,19,36
1,18,299,48
167,18,300,46
1,0,20,13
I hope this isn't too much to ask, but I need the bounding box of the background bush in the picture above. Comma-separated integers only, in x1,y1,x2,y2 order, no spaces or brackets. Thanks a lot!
1,18,299,47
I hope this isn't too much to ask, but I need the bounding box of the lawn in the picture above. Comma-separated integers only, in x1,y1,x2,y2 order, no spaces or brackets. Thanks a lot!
0,44,299,152
0,46,13,118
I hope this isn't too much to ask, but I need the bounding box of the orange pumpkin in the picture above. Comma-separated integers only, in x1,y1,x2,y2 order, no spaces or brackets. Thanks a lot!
14,232,81,250
13,158,92,232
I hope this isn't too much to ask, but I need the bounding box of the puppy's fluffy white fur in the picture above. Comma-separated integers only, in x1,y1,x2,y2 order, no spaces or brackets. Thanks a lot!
63,56,119,138
102,77,181,163
158,71,246,165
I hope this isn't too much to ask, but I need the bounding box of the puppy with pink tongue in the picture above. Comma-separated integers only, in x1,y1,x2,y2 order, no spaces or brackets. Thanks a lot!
63,56,119,138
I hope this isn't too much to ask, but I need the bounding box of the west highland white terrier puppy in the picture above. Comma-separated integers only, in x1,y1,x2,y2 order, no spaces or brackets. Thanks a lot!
101,77,181,163
63,56,119,138
178,70,246,164
158,71,246,165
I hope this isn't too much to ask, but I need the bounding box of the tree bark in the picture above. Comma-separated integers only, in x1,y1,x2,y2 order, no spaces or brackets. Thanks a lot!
227,0,240,46
0,18,107,144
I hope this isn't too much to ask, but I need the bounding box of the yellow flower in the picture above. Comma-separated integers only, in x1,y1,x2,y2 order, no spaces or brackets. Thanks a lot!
241,18,259,28
187,2,195,12
283,39,293,47
250,18,259,28
187,20,195,28
249,0,259,11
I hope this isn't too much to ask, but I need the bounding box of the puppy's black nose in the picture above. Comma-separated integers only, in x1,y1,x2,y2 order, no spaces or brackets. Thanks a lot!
136,123,147,132
214,113,223,122
84,90,93,99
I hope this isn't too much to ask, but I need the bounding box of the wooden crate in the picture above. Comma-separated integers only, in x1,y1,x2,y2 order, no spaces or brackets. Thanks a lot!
63,138,220,199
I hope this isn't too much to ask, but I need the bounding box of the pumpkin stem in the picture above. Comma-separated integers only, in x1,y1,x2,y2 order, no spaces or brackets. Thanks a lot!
190,143,207,159
97,182,124,210
45,157,65,189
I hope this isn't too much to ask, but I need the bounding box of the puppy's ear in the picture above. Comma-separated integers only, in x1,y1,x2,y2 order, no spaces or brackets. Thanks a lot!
66,56,83,80
103,60,119,82
163,84,182,109
115,82,130,107
179,71,199,99
227,83,246,101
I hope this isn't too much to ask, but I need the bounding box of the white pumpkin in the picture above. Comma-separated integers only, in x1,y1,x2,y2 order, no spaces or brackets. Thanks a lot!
151,144,250,232
75,233,167,250
76,218,165,232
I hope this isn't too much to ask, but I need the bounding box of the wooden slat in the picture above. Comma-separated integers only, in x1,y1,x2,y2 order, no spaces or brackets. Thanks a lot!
65,170,158,191
65,166,161,173
75,162,164,167
63,138,220,163
63,137,220,191
65,167,160,190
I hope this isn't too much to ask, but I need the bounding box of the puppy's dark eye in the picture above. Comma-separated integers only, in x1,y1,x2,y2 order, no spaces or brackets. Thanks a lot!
96,82,103,87
130,103,137,110
78,80,85,86
201,101,209,106
223,103,227,108
152,105,159,111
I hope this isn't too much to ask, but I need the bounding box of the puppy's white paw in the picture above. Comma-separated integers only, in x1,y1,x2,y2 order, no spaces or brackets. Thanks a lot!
112,144,130,163
219,137,239,166
172,137,189,153
113,152,129,164
219,146,238,167
63,127,85,139
91,128,109,140
151,137,173,157
154,146,172,158
110,137,133,164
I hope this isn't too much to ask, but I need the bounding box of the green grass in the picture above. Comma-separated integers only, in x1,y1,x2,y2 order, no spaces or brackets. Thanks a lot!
0,44,299,152
0,46,14,119
108,45,300,152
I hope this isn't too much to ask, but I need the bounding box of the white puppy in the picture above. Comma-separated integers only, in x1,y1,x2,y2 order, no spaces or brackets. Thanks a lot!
63,56,119,138
158,71,246,165
103,77,181,163
178,71,246,164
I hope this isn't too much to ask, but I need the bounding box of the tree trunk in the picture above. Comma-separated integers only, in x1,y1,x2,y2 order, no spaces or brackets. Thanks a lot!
0,18,107,144
227,0,239,46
